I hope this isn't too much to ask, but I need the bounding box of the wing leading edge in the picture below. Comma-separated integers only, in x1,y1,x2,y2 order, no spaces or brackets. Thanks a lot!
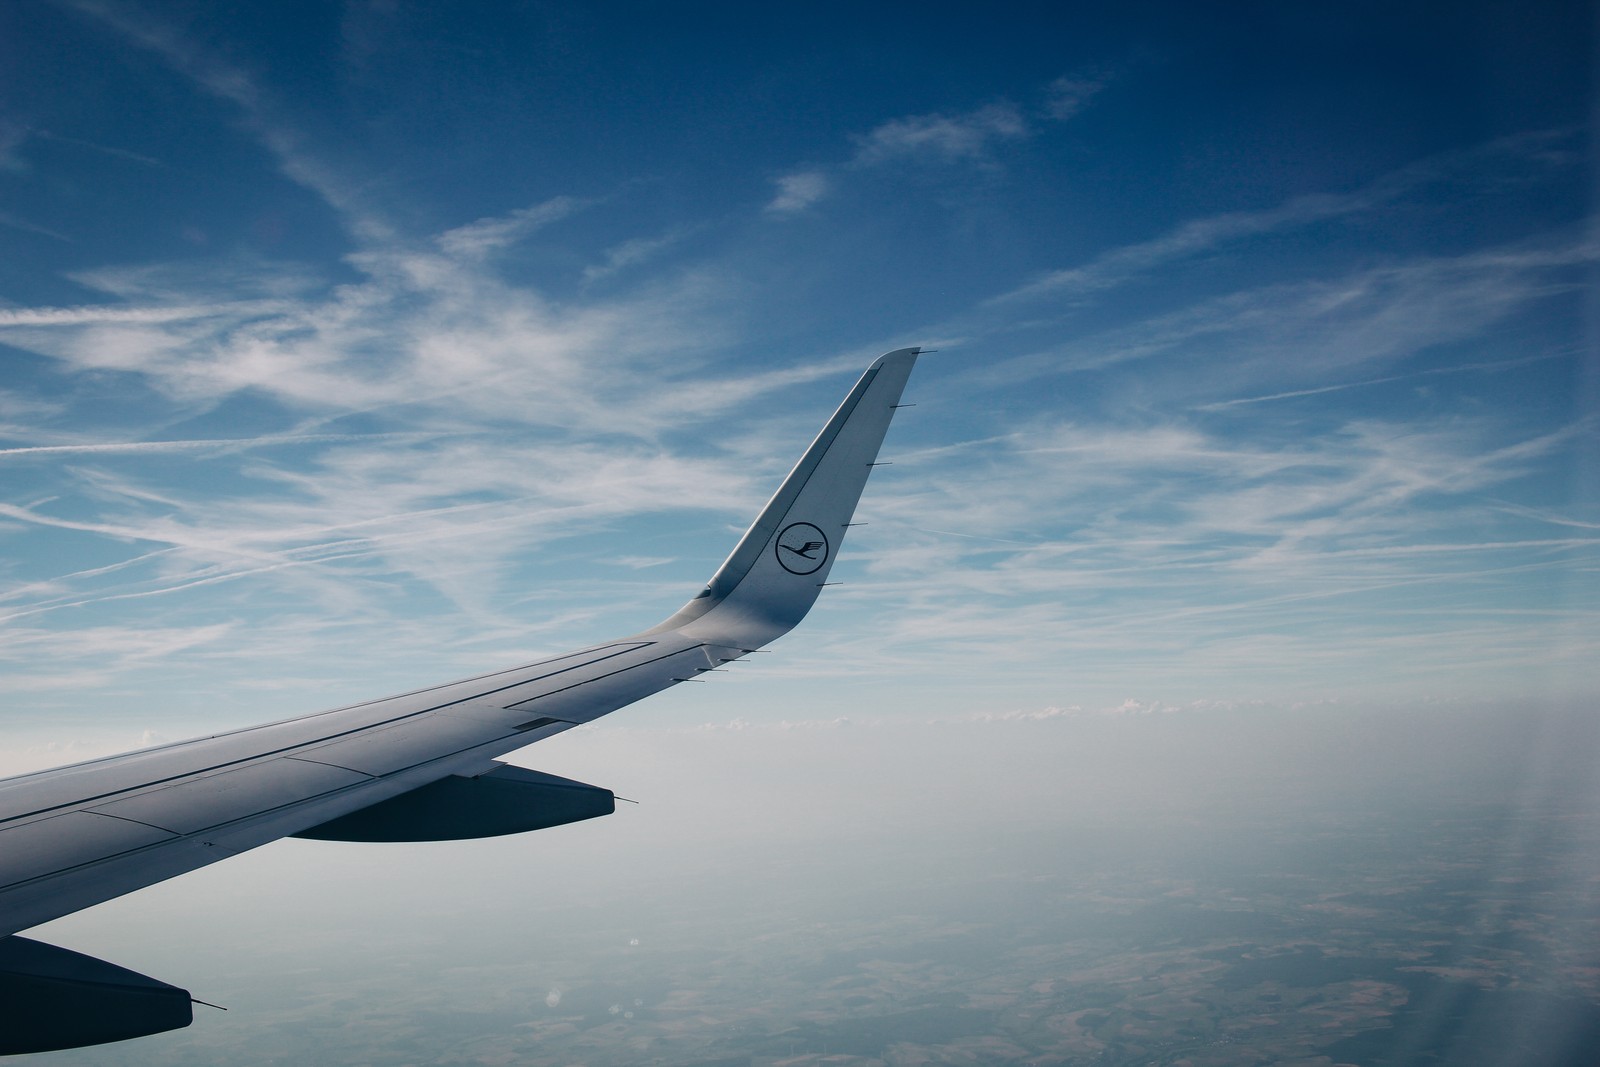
0,348,921,1053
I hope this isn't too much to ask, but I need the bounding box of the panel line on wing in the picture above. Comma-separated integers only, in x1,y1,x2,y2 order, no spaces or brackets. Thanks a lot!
275,642,655,723
501,644,714,709
0,642,659,827
0,811,178,891
88,759,372,837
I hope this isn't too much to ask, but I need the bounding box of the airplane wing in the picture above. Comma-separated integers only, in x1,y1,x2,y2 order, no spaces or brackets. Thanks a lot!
0,348,921,1054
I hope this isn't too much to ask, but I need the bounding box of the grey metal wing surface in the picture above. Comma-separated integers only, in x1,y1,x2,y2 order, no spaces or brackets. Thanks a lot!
0,348,919,1054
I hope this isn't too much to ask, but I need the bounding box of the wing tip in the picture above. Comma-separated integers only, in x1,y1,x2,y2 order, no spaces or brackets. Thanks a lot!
869,346,922,371
642,346,923,640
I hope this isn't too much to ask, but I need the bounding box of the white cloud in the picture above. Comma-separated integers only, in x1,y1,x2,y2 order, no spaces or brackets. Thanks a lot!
0,11,1588,733
0,426,772,635
68,0,393,240
611,556,674,569
0,237,743,435
792,397,1600,707
0,303,270,326
766,170,830,214
767,77,1084,212
32,129,163,168
0,431,435,460
0,119,25,169
1042,74,1106,121
437,197,588,259
982,232,1597,396
852,102,1027,166
990,191,1367,307
582,229,687,282
988,129,1580,307
0,211,71,242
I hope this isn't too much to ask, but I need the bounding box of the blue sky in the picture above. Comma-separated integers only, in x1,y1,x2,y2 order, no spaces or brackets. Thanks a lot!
0,1,1594,754
3,4,1599,1063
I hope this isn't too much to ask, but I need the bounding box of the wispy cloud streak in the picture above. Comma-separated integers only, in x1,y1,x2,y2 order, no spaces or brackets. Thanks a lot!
852,102,1028,165
987,129,1580,307
66,0,391,239
0,432,439,459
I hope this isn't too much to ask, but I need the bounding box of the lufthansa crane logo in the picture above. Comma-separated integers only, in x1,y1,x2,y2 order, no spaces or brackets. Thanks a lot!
775,521,829,575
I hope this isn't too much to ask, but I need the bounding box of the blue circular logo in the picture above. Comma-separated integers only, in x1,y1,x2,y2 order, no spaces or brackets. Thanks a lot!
775,522,829,575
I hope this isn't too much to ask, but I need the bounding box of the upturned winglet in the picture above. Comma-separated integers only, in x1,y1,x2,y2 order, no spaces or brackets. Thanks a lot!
648,347,920,646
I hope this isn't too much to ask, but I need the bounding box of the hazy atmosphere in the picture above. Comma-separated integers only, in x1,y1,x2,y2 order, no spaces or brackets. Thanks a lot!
2,2,1596,1063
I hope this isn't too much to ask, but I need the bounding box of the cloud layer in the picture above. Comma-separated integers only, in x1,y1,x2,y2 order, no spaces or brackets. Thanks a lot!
0,5,1592,747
